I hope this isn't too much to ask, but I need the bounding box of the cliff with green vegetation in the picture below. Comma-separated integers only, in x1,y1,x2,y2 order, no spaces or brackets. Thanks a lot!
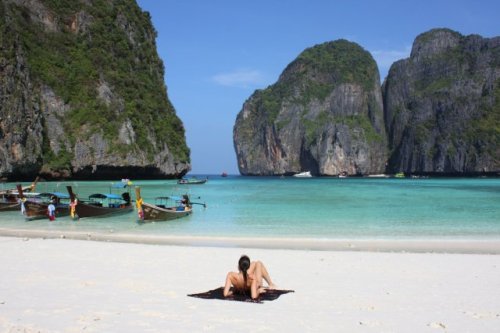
383,28,500,175
234,29,499,176
233,40,387,176
0,0,190,180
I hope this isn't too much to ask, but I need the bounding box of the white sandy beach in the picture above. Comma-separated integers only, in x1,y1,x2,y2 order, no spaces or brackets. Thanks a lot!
1,236,500,332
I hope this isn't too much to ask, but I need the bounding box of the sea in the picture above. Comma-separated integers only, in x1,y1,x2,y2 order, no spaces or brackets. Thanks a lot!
1,176,499,242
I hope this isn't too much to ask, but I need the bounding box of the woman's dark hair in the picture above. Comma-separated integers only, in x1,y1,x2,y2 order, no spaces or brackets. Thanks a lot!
238,255,251,293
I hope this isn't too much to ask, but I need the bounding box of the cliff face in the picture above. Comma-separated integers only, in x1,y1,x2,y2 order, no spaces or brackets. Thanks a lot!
234,29,499,176
233,40,387,176
0,0,190,180
383,29,500,175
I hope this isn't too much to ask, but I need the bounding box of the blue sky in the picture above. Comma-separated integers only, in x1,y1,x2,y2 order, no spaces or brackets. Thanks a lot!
136,0,499,175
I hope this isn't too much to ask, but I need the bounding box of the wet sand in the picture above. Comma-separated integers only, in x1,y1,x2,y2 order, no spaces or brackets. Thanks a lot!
2,227,500,253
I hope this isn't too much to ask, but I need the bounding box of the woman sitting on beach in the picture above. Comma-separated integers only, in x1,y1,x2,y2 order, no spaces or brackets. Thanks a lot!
223,255,277,300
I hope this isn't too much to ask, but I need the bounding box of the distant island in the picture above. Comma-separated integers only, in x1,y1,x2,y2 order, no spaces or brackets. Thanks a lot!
234,28,500,177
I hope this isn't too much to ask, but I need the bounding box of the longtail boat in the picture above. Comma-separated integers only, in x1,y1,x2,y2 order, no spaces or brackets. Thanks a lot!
0,191,22,211
0,177,40,211
0,191,39,211
135,187,198,222
66,184,133,219
17,185,70,220
177,177,207,185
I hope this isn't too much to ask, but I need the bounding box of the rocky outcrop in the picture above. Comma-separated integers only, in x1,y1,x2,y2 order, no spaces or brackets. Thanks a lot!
0,0,190,180
234,29,500,177
0,30,43,178
233,40,387,176
383,28,500,175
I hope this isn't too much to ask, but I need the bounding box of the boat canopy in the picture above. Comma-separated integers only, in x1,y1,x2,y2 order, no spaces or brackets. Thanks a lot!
89,193,123,200
39,192,70,199
155,196,183,201
1,191,40,197
111,183,129,189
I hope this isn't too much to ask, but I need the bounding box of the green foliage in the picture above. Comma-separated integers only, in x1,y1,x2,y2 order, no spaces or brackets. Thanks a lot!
413,47,464,97
414,119,435,145
466,79,500,154
41,121,72,170
338,114,384,144
259,88,282,123
45,149,73,170
417,76,454,95
297,40,378,91
303,118,318,146
298,81,335,106
254,40,378,126
301,111,383,147
4,0,189,166
0,4,20,64
302,111,329,146
276,118,291,131
414,28,461,45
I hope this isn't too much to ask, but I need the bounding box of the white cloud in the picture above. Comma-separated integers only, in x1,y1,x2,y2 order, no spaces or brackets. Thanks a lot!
212,69,266,88
370,46,412,80
370,46,412,68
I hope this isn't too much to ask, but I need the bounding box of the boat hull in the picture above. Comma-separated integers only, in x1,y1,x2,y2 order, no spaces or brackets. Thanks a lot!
23,201,69,220
177,178,207,185
293,171,312,178
0,193,22,211
0,201,20,211
139,202,192,222
75,202,133,219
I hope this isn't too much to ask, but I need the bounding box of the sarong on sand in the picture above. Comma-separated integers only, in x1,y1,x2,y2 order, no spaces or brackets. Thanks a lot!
187,287,294,304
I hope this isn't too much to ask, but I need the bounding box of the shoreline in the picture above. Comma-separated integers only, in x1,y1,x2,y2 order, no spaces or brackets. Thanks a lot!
1,227,500,254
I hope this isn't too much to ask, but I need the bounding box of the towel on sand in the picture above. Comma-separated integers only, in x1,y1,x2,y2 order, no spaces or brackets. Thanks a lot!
188,287,294,303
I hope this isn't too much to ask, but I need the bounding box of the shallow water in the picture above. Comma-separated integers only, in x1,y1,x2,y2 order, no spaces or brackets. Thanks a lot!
1,176,499,240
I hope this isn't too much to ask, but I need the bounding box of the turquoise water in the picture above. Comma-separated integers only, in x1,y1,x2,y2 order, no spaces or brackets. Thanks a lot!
1,176,499,240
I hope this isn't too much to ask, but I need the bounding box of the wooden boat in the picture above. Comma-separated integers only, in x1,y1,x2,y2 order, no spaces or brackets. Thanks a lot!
177,177,207,185
0,191,22,211
17,185,70,220
135,187,193,222
66,184,133,219
0,191,40,211
0,177,40,211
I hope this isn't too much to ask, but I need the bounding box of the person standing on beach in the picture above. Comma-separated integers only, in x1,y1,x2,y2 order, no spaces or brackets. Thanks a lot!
47,200,56,221
223,255,277,300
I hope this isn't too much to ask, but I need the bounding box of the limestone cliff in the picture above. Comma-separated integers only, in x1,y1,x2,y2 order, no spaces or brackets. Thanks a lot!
233,40,387,176
383,28,500,175
0,0,190,180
